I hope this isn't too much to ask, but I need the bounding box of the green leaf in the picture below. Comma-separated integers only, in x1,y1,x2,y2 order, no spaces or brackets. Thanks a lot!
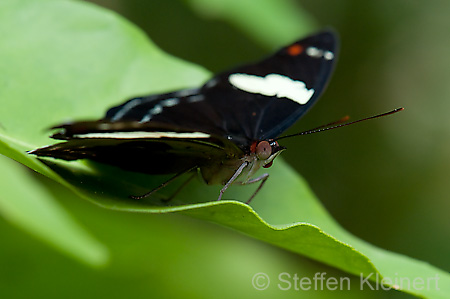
0,154,108,266
0,1,448,298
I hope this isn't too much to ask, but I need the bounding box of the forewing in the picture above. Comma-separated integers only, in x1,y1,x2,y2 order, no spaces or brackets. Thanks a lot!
204,31,338,142
104,31,338,150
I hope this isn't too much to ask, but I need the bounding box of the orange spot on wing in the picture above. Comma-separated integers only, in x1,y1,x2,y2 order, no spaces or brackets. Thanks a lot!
287,44,303,56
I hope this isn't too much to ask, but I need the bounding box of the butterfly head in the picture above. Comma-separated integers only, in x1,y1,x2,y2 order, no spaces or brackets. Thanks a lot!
250,140,285,169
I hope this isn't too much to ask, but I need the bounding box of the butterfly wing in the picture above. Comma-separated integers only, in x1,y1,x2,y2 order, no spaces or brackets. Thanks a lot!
106,31,338,150
205,31,338,143
31,121,243,174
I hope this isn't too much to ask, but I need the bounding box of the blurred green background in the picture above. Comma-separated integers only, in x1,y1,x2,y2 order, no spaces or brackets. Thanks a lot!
1,0,449,298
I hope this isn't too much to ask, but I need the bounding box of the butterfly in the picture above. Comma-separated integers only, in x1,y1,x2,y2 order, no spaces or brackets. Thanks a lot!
30,31,339,204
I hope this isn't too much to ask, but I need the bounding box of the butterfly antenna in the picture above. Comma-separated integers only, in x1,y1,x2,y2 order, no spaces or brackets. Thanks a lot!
274,108,404,141
308,115,350,131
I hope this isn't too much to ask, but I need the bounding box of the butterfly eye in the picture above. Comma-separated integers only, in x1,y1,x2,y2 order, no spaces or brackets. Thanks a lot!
256,141,272,160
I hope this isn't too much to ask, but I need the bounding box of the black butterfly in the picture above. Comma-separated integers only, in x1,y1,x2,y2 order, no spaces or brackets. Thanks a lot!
30,31,338,203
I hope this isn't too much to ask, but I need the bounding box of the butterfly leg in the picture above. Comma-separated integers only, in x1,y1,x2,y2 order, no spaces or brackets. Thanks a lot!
217,161,249,201
160,172,196,203
239,173,269,204
130,166,197,200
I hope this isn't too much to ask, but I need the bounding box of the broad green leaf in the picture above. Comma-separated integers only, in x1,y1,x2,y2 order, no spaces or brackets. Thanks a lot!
0,154,108,266
0,1,448,298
